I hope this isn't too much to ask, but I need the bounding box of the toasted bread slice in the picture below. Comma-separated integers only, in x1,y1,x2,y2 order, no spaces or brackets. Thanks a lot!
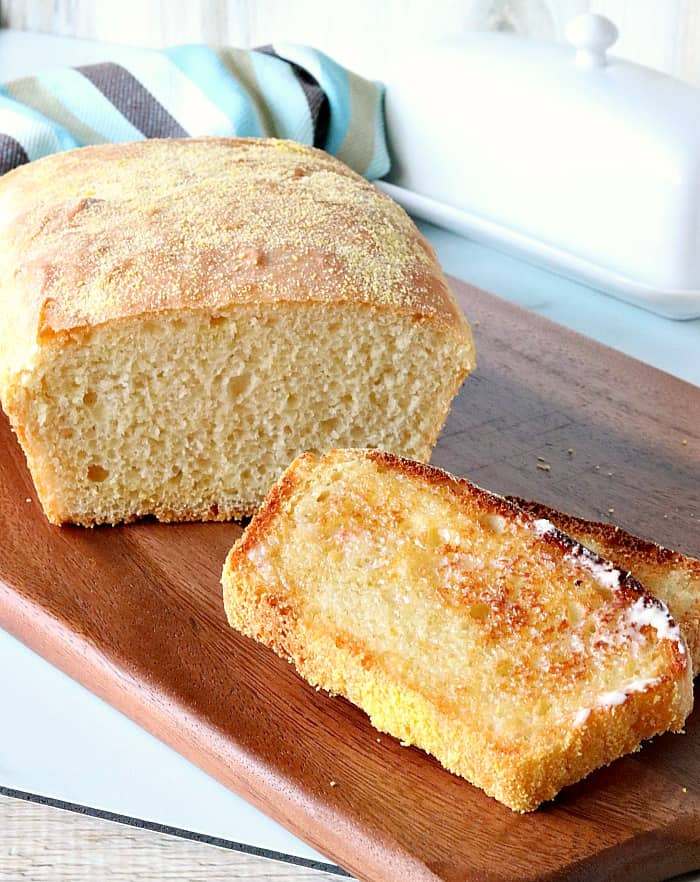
222,450,692,812
510,498,700,674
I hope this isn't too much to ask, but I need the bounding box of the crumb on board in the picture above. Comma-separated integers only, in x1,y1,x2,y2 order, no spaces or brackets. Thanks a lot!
682,439,688,446
25,497,31,503
683,787,688,793
567,448,574,455
329,780,337,788
536,462,551,472
608,507,615,514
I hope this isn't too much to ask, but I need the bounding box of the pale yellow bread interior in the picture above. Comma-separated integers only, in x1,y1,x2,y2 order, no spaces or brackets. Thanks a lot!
3,304,469,525
222,449,692,812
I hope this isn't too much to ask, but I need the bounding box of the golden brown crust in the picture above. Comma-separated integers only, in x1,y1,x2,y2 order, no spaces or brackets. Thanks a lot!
223,449,693,812
509,496,700,672
0,138,472,384
510,497,700,571
47,500,257,528
361,450,680,612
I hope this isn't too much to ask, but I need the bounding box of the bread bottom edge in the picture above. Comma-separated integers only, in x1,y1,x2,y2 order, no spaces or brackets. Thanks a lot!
47,499,259,528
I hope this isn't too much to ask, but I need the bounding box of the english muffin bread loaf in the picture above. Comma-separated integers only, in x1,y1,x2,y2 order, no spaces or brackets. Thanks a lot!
222,449,692,812
0,138,474,525
510,497,700,673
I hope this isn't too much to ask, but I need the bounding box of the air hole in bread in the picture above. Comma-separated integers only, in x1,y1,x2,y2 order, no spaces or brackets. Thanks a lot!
320,416,338,434
227,373,250,399
87,464,109,482
469,601,490,621
481,513,506,534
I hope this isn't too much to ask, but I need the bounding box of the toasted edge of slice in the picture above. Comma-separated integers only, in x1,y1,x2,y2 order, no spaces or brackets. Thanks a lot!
222,449,693,812
510,497,700,675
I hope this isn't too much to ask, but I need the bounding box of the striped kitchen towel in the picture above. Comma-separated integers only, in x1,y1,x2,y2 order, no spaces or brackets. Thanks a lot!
0,43,389,179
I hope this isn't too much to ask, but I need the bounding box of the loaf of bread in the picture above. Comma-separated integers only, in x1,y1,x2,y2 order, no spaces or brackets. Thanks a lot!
510,497,700,673
222,449,692,812
0,138,474,525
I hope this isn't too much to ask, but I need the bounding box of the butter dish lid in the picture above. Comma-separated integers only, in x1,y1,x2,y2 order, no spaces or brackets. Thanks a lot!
374,14,700,319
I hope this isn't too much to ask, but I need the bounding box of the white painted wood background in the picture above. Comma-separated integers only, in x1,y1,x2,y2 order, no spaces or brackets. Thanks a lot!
2,0,700,85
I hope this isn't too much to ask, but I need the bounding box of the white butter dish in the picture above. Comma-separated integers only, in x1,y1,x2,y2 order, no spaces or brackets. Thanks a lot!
375,15,700,320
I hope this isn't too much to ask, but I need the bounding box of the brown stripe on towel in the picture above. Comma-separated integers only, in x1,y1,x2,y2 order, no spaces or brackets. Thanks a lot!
5,77,107,146
216,48,276,137
76,62,188,138
336,71,376,177
255,45,328,147
0,134,29,174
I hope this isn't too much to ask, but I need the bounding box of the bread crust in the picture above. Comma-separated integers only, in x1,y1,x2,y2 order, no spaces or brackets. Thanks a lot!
223,449,693,812
0,138,472,385
509,496,700,673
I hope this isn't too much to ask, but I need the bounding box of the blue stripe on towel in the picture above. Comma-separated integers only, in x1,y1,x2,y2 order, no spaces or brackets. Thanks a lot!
162,45,263,137
249,49,314,143
0,89,77,158
272,45,351,155
365,83,390,179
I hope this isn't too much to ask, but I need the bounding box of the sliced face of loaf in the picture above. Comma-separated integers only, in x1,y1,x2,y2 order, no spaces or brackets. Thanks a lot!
3,303,470,525
509,497,700,674
222,449,692,813
0,138,474,526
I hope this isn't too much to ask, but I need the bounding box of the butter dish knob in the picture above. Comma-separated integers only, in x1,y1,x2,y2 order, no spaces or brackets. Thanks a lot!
565,13,618,69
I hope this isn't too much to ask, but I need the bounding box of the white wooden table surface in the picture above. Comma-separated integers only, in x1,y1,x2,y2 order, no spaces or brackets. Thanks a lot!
0,795,343,881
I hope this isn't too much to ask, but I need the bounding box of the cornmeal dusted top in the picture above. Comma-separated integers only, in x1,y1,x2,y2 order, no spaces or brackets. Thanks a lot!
0,138,469,345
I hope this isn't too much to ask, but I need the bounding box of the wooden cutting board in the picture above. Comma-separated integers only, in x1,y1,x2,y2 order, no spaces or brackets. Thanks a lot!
1,279,699,882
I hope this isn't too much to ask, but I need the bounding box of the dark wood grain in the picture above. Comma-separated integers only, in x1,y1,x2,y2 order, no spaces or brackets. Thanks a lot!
1,279,699,882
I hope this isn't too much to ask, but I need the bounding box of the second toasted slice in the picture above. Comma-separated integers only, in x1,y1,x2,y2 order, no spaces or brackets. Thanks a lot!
222,449,692,812
510,497,700,674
